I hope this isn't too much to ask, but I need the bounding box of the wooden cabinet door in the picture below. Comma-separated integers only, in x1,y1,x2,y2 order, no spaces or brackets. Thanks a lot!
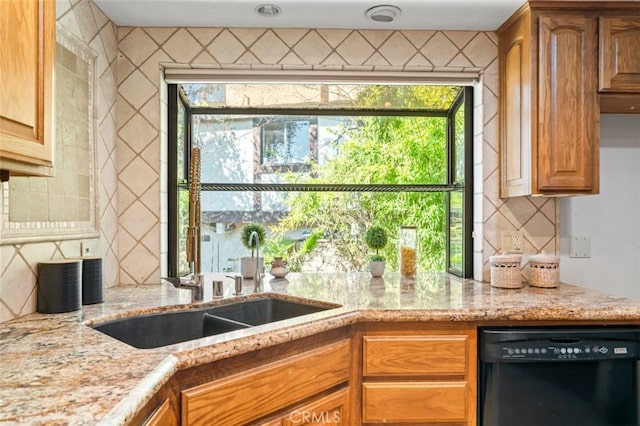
499,8,533,198
143,399,178,426
181,340,351,426
0,0,55,176
282,388,350,426
537,14,599,193
600,16,640,92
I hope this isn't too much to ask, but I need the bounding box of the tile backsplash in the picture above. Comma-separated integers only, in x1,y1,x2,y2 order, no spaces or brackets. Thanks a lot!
115,26,557,284
0,0,119,323
0,3,558,323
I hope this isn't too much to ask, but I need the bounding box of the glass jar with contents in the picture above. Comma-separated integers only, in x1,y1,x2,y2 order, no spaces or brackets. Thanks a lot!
399,226,417,278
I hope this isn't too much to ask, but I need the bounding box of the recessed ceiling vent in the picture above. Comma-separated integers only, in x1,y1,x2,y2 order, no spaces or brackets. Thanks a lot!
255,4,282,17
365,5,401,23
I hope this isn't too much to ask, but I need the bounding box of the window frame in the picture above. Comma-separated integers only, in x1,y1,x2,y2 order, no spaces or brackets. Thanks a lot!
168,83,473,278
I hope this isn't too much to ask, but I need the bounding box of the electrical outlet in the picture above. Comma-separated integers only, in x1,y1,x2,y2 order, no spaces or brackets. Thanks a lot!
80,241,99,257
501,231,524,253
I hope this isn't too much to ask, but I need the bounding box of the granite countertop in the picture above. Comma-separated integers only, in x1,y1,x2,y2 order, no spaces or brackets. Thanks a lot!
2,272,640,425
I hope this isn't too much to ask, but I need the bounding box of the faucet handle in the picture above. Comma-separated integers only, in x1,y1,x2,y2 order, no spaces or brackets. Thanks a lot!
226,275,243,296
160,276,181,287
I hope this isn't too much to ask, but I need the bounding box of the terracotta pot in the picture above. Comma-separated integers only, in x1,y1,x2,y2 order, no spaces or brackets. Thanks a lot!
269,257,289,279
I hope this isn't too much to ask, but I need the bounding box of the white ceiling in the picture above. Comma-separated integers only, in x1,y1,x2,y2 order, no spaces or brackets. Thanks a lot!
92,0,526,31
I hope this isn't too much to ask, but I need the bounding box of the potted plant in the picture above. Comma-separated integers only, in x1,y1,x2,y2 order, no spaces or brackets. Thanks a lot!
263,237,296,279
365,225,388,277
240,223,266,279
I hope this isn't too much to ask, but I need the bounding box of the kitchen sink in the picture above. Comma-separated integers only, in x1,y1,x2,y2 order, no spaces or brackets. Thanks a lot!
91,297,336,349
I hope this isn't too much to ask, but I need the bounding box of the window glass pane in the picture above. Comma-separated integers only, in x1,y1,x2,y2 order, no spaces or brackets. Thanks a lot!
193,114,447,185
199,191,446,273
448,191,464,274
177,187,190,275
177,99,186,182
181,83,460,110
453,99,465,184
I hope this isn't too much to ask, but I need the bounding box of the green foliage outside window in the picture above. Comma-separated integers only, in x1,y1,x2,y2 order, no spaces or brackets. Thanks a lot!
274,86,458,272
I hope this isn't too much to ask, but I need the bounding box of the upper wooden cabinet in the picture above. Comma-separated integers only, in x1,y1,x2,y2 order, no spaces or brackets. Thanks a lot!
599,16,640,113
0,0,55,178
498,7,600,197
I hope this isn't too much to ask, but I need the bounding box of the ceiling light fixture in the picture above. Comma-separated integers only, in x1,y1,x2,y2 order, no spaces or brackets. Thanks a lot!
255,4,282,18
365,5,401,23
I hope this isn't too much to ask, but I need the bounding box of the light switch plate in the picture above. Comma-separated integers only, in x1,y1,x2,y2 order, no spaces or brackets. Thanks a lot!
570,235,591,258
501,231,523,253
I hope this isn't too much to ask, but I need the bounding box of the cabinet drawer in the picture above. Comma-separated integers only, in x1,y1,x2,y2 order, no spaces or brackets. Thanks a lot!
363,335,468,377
182,339,351,426
362,382,467,423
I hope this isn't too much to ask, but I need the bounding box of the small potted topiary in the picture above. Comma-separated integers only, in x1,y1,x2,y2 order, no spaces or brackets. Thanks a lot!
240,223,267,279
365,225,388,277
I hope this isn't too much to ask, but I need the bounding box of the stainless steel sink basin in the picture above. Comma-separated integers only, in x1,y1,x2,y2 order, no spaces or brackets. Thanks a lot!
91,297,335,349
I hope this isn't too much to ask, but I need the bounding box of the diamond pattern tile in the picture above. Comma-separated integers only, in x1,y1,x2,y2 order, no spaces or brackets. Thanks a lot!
402,31,435,49
120,243,158,284
275,29,310,47
463,33,497,68
188,28,222,46
120,201,157,240
119,70,156,110
501,197,538,228
162,29,202,63
293,31,332,64
119,157,157,197
144,27,176,45
73,0,98,42
336,32,374,65
207,30,245,64
421,32,458,67
252,32,289,64
119,114,156,152
523,214,556,252
119,28,158,66
378,33,415,66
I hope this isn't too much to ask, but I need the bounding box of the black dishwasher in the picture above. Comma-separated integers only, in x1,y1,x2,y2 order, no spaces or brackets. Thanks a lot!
479,326,640,426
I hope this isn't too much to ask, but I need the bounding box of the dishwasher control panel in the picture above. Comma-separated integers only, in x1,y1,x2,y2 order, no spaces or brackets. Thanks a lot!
491,341,638,361
480,327,640,363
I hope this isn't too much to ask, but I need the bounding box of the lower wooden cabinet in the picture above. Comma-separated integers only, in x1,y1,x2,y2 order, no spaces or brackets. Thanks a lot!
360,325,477,425
143,398,178,426
362,382,467,423
257,387,350,426
181,339,351,426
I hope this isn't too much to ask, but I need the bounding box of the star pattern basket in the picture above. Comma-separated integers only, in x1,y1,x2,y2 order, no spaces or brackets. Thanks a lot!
489,254,523,289
528,253,559,288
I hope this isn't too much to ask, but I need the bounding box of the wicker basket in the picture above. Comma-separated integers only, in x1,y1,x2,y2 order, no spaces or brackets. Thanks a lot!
528,253,559,288
489,254,523,288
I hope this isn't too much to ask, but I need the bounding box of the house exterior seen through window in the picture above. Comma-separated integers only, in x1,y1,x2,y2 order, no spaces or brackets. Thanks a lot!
168,81,473,278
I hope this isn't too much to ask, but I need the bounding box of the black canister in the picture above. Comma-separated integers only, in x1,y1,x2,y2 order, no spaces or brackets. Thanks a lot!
81,256,104,305
37,260,82,314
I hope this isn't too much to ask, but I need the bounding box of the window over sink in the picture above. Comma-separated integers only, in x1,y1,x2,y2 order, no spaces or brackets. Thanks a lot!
167,78,473,278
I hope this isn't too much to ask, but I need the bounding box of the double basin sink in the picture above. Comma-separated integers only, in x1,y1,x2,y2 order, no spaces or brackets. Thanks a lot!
92,296,337,349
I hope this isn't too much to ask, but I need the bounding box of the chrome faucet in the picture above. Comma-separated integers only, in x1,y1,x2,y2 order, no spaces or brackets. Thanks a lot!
161,147,204,302
161,274,204,302
249,231,263,292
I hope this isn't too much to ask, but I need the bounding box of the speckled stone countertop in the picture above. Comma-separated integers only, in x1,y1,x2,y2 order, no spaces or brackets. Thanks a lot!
2,272,640,425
